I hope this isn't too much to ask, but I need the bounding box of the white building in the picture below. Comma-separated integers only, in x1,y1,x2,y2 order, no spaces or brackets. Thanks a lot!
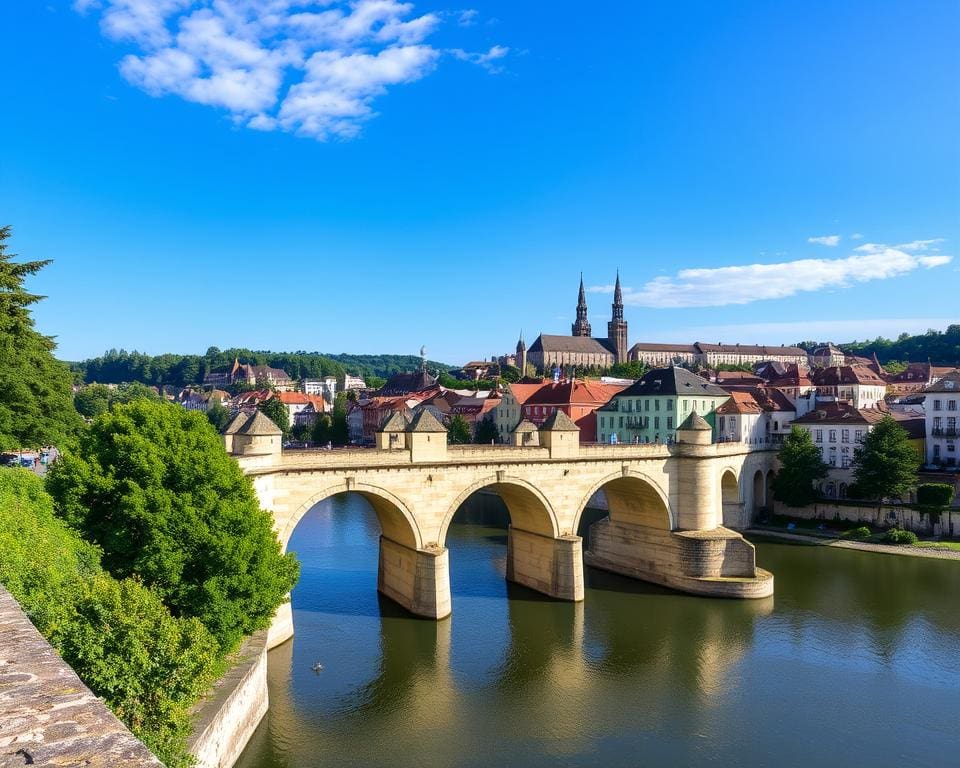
811,365,887,409
303,377,337,403
343,374,367,391
715,388,796,449
924,370,960,468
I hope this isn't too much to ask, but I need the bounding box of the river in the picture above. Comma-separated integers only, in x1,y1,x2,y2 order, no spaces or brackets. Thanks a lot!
235,493,960,768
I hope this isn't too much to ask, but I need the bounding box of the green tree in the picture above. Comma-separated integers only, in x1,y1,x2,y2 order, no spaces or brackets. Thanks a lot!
206,400,232,431
771,426,829,507
330,391,349,445
474,416,499,444
0,470,220,768
311,413,333,445
258,396,290,437
447,414,472,445
0,226,82,449
47,400,299,651
113,381,161,404
609,360,649,379
74,383,114,419
850,416,920,501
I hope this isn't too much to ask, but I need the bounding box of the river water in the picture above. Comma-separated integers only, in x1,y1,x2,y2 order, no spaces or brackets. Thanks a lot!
236,493,960,768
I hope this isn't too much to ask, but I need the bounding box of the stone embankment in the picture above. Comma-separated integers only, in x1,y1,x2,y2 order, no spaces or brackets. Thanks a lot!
748,528,960,560
0,587,163,767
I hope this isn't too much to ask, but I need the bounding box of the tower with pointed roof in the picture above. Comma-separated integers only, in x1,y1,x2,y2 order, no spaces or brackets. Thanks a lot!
606,270,628,364
516,331,528,375
571,274,592,337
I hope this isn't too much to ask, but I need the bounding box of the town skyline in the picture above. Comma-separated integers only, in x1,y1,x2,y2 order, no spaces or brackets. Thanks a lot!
3,1,959,363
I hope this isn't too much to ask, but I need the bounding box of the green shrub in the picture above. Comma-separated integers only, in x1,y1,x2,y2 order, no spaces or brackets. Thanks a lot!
884,528,918,545
841,526,872,540
47,400,299,652
916,483,955,508
0,469,219,767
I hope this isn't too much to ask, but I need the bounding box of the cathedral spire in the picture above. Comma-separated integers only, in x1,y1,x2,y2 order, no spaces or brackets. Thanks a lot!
572,273,592,337
613,270,623,306
607,270,628,364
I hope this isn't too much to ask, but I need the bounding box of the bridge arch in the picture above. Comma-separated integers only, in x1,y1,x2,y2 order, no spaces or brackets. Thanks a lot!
720,468,743,528
438,476,560,545
279,480,423,552
573,471,674,533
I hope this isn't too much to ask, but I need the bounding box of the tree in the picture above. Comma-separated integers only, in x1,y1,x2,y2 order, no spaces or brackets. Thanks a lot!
609,360,649,379
771,426,829,507
475,416,499,444
850,417,920,501
74,383,113,419
0,470,220,768
311,413,333,445
0,226,82,449
47,400,299,651
206,400,232,431
258,395,290,436
447,414,472,445
330,391,349,445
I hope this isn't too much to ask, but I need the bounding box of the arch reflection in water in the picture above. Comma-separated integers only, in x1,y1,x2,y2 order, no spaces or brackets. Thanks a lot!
237,494,960,768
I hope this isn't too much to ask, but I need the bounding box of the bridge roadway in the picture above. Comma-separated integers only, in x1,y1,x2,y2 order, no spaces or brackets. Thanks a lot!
228,412,776,648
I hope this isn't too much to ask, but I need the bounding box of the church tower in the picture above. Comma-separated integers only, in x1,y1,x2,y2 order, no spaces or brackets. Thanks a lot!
516,331,528,375
571,274,592,337
607,271,628,363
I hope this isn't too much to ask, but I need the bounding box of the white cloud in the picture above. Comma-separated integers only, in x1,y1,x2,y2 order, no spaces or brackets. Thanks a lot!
587,239,951,309
457,9,478,26
850,232,864,240
808,234,841,246
75,1,506,140
449,44,509,73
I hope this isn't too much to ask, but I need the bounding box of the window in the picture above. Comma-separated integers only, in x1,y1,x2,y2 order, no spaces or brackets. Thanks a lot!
655,399,660,412
933,444,940,460
618,416,623,429
842,428,849,443
855,429,864,443
667,416,673,430
951,400,958,411
933,399,942,411
666,399,673,411
829,430,837,443
719,416,725,431
841,449,851,468
815,429,823,443
654,416,660,429
645,400,650,412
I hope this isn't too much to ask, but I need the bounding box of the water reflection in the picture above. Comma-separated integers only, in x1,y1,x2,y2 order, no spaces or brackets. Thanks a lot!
236,494,960,768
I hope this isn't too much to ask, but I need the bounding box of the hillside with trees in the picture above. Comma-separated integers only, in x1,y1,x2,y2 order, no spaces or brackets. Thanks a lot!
801,325,960,366
71,347,453,387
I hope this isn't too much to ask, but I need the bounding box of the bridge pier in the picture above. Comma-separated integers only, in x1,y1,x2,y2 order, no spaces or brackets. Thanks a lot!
585,518,773,598
378,536,452,619
506,527,585,602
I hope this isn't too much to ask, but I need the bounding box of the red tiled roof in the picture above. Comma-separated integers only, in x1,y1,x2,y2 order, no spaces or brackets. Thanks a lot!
524,380,628,407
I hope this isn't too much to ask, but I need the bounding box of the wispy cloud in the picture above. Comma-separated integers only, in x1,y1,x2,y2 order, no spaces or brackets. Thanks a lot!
449,44,509,73
587,239,951,309
74,1,507,141
850,232,864,240
808,234,841,246
456,8,478,26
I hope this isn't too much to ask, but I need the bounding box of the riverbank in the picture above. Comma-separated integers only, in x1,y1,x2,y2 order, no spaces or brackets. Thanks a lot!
747,527,960,560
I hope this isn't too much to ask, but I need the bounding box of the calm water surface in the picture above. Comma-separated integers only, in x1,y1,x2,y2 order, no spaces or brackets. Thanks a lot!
236,494,960,768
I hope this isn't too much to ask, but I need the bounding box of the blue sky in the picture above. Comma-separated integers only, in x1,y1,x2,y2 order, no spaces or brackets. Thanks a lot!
2,1,958,364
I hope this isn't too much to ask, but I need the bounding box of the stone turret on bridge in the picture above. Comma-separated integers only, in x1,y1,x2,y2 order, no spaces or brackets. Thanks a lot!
226,407,774,648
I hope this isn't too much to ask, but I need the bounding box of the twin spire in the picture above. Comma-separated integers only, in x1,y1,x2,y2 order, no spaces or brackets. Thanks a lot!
573,271,622,337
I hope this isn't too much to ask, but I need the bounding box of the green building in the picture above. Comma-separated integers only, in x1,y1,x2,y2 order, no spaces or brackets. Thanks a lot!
596,366,730,444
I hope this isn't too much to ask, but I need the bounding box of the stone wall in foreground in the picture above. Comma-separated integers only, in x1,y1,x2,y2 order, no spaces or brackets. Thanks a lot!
0,586,163,768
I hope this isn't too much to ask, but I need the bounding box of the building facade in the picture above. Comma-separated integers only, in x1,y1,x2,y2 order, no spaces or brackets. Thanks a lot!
924,371,960,468
596,367,730,445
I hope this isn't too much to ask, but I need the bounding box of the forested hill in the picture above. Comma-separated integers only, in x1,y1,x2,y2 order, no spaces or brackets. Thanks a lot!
70,348,453,387
837,325,960,365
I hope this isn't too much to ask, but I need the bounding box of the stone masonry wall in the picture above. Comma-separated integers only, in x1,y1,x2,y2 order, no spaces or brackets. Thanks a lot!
0,586,163,768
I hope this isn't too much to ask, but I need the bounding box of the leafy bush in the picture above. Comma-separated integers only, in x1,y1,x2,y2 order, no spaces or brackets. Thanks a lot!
917,483,955,508
841,526,872,540
0,469,218,767
47,400,299,652
884,528,918,545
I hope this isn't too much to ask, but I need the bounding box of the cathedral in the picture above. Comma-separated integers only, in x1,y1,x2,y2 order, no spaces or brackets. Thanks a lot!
524,274,629,373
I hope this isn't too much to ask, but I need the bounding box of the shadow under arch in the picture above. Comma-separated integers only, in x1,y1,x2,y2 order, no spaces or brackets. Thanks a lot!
279,481,423,552
573,471,674,534
438,476,560,546
720,467,742,528
439,476,580,603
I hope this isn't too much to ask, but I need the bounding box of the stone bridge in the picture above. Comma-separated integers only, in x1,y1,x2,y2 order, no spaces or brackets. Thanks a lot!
226,410,776,647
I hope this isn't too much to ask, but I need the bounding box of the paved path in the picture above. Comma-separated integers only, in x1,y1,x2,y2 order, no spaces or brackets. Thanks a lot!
746,528,960,561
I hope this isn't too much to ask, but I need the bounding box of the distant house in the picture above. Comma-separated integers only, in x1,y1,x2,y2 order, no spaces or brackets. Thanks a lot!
276,391,331,428
493,382,548,442
302,377,337,403
521,379,628,443
203,358,295,391
924,370,960,468
596,367,729,445
810,365,887,410
178,388,229,412
792,402,924,498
